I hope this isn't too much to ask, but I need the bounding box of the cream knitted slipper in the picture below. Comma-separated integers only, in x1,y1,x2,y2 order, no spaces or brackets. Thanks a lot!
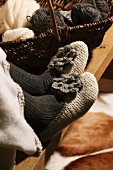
48,41,88,76
38,72,98,142
0,48,42,155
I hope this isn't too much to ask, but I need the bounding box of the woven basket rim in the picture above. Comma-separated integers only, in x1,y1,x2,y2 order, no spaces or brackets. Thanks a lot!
0,15,113,45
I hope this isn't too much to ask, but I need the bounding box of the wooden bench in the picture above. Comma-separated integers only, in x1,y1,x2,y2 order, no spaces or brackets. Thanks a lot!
15,24,113,170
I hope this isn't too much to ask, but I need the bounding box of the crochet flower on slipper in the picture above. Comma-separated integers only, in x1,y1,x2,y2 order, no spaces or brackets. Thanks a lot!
52,74,83,94
48,45,77,74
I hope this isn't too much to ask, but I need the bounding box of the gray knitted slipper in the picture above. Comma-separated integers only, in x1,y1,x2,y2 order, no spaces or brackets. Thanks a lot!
48,41,88,76
38,72,98,142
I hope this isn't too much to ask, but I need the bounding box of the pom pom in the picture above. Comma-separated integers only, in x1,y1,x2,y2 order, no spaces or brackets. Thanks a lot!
0,0,40,34
28,7,67,35
2,28,34,42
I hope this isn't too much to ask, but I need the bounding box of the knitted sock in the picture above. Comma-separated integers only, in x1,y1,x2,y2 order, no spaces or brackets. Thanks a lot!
38,72,98,142
0,148,16,170
10,62,53,96
0,48,42,155
24,72,83,133
24,92,65,132
10,41,88,96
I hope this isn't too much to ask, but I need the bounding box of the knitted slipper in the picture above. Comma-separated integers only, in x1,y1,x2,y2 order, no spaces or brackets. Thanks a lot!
38,72,98,142
0,48,42,155
48,41,88,76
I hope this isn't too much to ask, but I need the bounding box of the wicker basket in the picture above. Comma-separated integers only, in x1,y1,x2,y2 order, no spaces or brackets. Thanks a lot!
0,0,113,73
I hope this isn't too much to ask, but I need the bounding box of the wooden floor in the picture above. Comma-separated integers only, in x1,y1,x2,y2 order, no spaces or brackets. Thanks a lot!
16,24,113,170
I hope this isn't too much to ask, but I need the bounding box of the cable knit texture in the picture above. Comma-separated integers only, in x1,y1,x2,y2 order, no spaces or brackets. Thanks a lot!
0,0,40,34
2,28,34,42
38,72,98,142
0,47,42,155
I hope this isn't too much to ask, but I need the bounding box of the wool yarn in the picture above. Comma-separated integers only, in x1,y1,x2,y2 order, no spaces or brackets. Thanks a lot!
71,0,109,25
95,0,110,18
2,27,34,42
0,0,40,34
28,7,67,35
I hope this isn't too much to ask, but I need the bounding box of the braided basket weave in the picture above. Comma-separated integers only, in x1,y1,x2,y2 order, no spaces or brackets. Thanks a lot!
0,0,113,73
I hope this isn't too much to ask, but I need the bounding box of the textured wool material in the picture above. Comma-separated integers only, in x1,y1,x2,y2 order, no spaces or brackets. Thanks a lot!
10,41,88,96
71,3,102,25
94,0,110,18
48,41,88,75
0,0,40,34
10,62,53,96
0,47,42,155
38,72,99,142
28,7,67,35
24,92,65,132
2,28,34,42
71,0,109,26
0,147,16,170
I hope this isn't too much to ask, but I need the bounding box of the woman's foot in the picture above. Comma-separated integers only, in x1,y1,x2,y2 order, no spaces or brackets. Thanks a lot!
38,72,98,142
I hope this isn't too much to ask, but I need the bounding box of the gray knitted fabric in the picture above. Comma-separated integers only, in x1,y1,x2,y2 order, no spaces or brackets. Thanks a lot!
38,72,98,142
0,48,42,156
10,41,88,97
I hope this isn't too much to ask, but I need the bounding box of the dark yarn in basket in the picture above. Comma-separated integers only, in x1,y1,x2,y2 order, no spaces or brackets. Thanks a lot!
0,0,113,74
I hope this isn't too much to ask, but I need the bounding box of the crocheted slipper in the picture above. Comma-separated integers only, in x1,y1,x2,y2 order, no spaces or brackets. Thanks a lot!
38,72,98,142
48,41,88,76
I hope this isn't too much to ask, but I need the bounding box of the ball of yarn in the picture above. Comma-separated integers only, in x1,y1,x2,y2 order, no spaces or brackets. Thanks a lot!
28,7,67,36
2,28,34,42
71,0,109,26
95,0,110,19
0,0,40,34
71,3,102,25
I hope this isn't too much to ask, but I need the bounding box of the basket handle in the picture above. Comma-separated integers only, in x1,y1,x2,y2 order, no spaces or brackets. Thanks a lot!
47,0,61,42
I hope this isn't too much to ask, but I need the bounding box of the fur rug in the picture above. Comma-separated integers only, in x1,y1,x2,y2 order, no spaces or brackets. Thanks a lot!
64,152,113,170
45,93,113,170
56,112,113,156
